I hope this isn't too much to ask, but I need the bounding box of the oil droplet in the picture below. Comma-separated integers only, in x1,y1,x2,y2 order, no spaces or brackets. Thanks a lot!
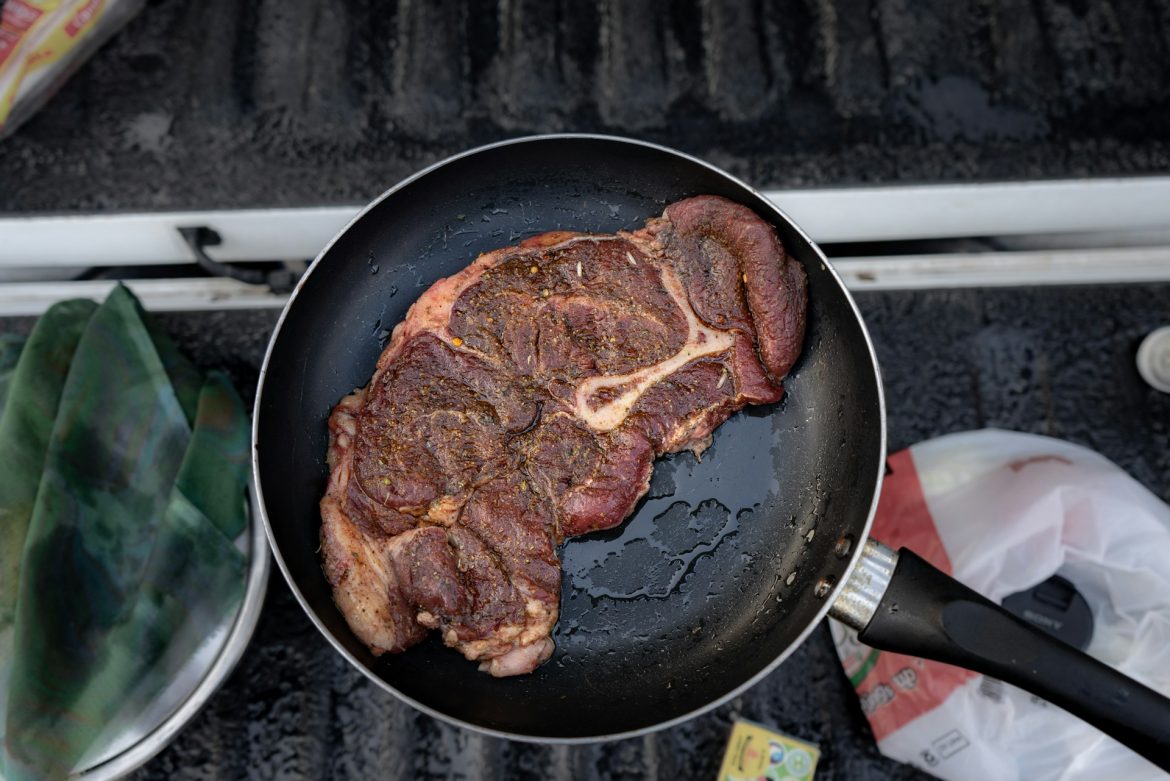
452,337,463,347
834,534,854,558
814,575,836,598
529,265,539,274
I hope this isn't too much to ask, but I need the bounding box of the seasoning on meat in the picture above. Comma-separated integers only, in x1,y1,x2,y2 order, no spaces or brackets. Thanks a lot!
320,195,807,676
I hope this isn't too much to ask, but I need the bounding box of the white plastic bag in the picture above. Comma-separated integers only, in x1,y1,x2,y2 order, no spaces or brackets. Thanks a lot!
830,429,1170,779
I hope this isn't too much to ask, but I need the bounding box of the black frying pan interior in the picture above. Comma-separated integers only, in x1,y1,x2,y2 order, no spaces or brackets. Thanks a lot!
254,136,884,739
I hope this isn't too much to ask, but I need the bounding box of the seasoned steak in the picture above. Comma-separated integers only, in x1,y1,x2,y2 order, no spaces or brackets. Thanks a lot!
321,195,807,676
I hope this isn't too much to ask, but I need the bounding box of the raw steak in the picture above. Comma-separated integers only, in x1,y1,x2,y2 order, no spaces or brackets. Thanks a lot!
320,195,807,676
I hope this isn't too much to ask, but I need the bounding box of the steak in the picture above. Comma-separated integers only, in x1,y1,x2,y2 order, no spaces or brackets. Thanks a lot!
320,195,807,676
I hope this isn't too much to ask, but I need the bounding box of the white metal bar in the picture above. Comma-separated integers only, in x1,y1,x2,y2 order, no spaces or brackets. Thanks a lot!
832,245,1170,291
0,278,283,316
1,177,1169,269
0,207,358,268
771,177,1170,243
0,245,1166,316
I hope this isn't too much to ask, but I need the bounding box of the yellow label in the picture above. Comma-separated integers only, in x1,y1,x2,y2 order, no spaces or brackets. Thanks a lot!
717,720,819,781
0,0,105,123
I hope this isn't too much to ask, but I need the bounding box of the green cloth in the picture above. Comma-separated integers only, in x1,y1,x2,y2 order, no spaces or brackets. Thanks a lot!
0,287,250,781
0,301,96,631
0,335,22,410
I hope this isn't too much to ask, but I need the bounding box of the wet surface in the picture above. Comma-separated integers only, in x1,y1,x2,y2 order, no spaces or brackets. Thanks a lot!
554,409,787,671
2,0,1169,212
6,282,1168,778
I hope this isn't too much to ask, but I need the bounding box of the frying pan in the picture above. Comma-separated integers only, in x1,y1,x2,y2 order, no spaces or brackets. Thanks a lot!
254,135,1170,767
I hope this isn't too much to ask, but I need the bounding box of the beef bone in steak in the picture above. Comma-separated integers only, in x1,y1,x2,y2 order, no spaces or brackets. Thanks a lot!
320,195,807,676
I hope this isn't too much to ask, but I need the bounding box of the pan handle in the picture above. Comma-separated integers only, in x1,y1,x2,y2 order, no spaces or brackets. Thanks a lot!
829,539,1170,771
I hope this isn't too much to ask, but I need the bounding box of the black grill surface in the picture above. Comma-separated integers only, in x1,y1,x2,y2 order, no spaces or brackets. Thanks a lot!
2,0,1169,212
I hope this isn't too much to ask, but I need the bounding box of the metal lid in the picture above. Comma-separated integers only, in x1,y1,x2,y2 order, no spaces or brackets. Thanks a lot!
1136,326,1170,394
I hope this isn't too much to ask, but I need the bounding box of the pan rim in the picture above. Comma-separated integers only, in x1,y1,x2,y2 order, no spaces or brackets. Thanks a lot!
252,133,888,744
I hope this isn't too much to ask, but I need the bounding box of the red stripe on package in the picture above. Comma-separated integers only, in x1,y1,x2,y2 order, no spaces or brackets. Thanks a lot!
65,0,103,37
0,1,44,69
856,448,977,742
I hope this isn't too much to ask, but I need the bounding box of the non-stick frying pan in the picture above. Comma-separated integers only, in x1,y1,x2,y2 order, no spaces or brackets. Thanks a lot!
254,135,1170,767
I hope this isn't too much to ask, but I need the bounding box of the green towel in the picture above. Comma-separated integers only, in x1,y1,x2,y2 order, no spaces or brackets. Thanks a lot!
0,301,96,632
0,286,250,780
0,335,22,409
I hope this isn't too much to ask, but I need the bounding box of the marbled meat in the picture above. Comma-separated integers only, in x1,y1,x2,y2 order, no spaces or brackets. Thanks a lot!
320,195,807,676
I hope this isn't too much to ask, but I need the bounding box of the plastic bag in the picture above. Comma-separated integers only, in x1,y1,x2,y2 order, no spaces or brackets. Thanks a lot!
0,0,144,139
830,429,1170,779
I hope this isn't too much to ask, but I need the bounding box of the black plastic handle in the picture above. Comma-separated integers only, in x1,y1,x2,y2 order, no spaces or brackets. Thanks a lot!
858,547,1170,771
